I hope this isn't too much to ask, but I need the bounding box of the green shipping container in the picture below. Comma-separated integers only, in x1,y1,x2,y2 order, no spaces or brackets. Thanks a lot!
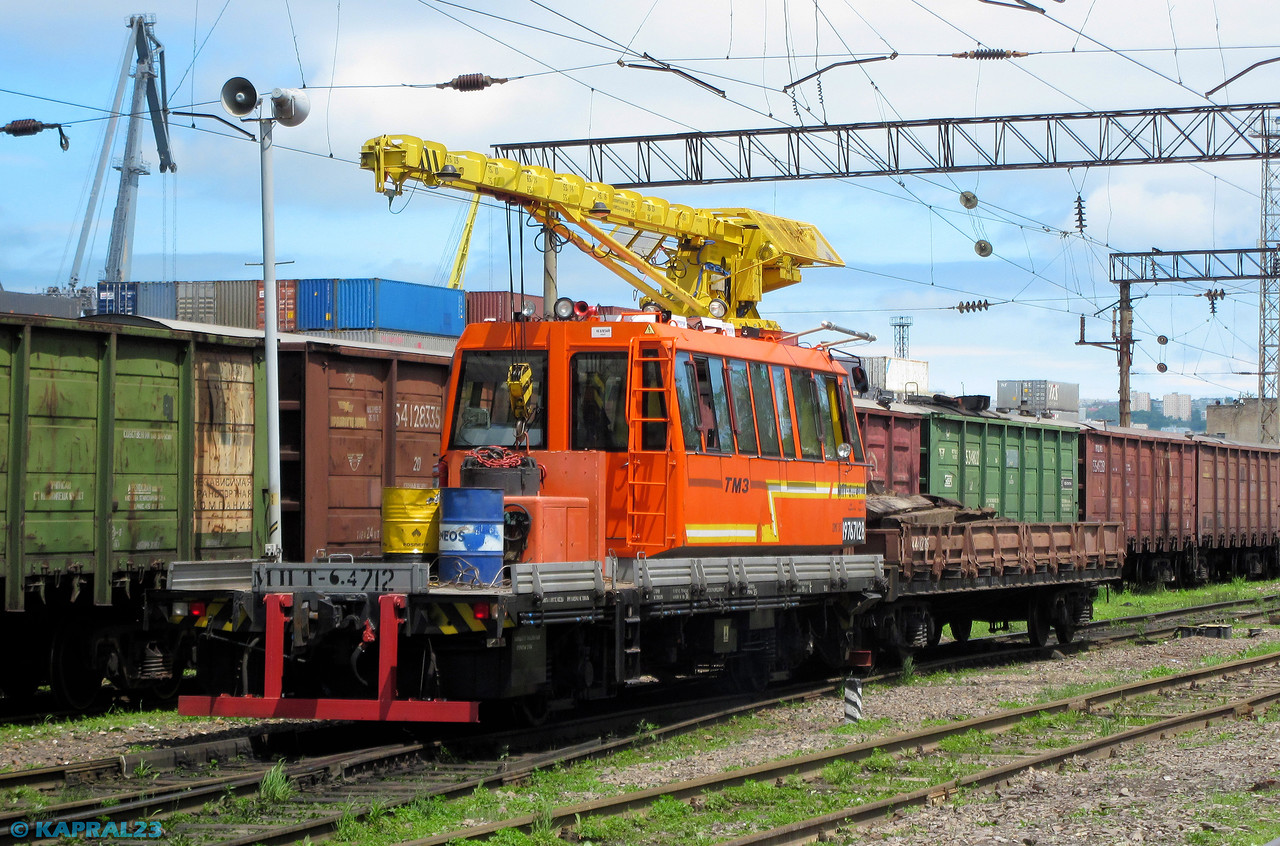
922,411,1078,522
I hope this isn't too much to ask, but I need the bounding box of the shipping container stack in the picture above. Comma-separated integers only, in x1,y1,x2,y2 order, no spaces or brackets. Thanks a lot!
97,278,464,351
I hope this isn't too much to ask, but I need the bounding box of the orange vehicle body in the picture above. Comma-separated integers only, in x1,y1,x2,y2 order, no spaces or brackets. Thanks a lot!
441,313,869,567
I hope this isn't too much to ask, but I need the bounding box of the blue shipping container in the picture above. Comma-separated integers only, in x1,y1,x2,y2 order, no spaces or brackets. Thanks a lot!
135,281,177,320
297,279,337,330
97,282,138,315
335,278,465,336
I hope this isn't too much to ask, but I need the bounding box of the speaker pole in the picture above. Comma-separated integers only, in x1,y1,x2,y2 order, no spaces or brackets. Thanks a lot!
259,114,283,561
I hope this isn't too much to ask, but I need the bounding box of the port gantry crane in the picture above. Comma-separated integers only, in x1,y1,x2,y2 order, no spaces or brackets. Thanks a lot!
359,134,844,331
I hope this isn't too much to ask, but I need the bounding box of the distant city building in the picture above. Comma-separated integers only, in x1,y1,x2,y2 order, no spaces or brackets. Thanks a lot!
1162,392,1192,421
1131,391,1151,412
1205,398,1279,444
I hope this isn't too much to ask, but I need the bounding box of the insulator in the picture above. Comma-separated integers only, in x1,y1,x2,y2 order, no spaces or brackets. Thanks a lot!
1074,194,1086,233
439,73,507,92
951,49,1029,60
2,119,44,137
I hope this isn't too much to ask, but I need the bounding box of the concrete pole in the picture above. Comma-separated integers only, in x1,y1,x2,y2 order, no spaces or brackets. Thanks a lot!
1118,279,1133,428
259,119,283,560
543,212,558,310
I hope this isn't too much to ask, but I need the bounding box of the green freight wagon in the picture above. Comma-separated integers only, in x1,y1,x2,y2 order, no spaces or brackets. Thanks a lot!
920,400,1079,522
0,313,267,708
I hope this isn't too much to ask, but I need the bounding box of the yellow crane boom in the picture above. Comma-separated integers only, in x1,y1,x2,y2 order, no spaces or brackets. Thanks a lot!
446,194,481,290
359,134,843,329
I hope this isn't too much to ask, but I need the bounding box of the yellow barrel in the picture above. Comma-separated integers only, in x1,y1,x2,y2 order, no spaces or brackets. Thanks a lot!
381,487,441,560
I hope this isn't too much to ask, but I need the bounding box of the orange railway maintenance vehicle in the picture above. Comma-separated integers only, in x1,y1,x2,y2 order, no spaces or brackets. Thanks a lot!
155,136,1121,723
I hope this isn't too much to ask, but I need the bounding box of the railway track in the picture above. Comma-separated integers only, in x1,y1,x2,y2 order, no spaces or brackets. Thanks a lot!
399,650,1280,845
3,596,1275,844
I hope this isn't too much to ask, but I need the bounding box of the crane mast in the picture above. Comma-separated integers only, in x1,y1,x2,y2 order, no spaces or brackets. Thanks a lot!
70,14,174,289
359,134,843,329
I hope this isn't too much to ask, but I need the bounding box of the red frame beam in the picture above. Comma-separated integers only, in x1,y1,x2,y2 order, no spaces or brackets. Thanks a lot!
179,592,481,723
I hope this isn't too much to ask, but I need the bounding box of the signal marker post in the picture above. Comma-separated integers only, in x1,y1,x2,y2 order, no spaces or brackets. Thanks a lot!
844,677,863,723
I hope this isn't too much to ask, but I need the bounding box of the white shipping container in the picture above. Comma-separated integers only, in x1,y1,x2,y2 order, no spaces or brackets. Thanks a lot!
862,356,929,396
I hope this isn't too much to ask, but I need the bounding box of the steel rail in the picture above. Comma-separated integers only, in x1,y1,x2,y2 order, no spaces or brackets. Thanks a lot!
0,735,257,794
717,688,1280,845
405,650,1280,845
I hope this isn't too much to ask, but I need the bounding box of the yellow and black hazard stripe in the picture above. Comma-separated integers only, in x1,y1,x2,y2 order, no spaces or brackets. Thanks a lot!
172,598,249,633
420,602,516,635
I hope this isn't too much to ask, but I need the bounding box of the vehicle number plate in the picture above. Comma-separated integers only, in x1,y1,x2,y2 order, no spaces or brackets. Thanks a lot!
842,518,866,544
253,563,417,593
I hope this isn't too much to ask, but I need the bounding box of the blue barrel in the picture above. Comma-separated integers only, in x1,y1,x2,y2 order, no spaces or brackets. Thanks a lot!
437,487,505,585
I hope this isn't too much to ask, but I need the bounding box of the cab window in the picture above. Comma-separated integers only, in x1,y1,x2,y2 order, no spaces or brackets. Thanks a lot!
674,353,704,452
791,369,823,459
674,353,734,453
772,365,797,458
571,352,628,451
750,362,781,456
727,359,758,455
450,351,548,448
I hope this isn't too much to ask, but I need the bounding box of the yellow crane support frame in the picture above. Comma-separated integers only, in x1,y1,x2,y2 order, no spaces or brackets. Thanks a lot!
359,134,844,329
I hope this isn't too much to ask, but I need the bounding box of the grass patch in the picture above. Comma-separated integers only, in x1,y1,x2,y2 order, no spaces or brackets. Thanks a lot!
936,728,995,756
1186,788,1280,846
1094,577,1280,623
258,761,294,805
0,705,252,749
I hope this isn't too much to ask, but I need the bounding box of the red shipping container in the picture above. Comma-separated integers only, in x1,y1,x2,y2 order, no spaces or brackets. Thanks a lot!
466,290,544,324
257,279,298,331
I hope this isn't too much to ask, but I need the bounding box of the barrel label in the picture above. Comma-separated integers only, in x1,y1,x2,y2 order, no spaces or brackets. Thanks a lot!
438,522,503,553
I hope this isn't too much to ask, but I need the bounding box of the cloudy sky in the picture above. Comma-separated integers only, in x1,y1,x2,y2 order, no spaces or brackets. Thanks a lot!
3,1,1278,400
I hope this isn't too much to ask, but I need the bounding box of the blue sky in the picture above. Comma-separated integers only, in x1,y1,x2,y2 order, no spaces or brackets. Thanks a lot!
2,1,1278,400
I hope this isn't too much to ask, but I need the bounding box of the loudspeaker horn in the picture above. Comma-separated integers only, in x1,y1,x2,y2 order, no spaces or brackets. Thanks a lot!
269,88,310,127
220,77,258,117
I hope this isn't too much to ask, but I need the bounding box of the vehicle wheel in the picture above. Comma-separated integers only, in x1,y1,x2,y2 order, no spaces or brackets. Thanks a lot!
926,618,942,648
949,618,973,644
49,631,104,712
517,693,551,727
145,641,190,703
1053,621,1076,645
1026,599,1051,649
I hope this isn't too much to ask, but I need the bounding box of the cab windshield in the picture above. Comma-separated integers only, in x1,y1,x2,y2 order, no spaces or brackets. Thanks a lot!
449,351,548,448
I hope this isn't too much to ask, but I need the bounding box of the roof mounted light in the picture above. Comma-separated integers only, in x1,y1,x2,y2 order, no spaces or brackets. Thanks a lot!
707,298,729,319
520,300,537,319
836,442,853,460
553,297,576,320
436,164,461,182
587,201,610,216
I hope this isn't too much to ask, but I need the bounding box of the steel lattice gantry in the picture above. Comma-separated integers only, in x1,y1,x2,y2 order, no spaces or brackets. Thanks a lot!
1260,120,1280,442
1110,248,1280,283
493,102,1279,188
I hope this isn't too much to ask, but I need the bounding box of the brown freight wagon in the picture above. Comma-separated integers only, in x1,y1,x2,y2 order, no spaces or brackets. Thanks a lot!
1076,424,1280,583
1192,434,1280,579
1076,425,1198,583
853,398,923,496
276,337,450,562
